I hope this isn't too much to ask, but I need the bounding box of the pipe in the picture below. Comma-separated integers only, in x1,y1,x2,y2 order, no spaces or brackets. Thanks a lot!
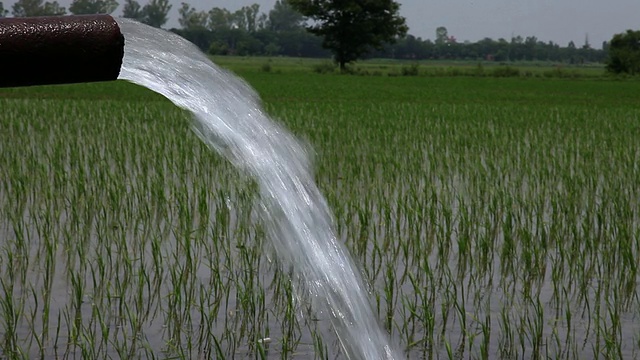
0,15,124,88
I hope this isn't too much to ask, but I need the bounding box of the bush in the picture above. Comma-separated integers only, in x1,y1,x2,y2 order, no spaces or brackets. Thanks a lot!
542,67,581,78
491,66,520,77
447,67,463,77
401,63,420,76
313,61,337,74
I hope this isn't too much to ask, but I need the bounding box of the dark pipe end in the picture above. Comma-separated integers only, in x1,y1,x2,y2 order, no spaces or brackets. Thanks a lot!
0,15,124,88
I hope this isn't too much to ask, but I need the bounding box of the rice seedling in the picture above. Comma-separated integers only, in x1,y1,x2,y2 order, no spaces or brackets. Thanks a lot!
0,69,639,359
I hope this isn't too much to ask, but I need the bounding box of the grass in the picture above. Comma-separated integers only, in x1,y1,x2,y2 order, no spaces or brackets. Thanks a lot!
0,58,639,359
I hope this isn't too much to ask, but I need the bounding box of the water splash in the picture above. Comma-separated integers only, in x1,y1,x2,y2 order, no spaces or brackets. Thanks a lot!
114,18,402,360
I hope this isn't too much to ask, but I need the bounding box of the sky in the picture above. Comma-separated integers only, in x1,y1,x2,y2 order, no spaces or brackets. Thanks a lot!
4,0,639,48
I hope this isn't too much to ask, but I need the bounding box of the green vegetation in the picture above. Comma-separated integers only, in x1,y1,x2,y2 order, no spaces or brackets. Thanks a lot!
10,0,65,17
0,2,8,17
287,0,408,70
211,56,609,79
172,4,606,65
606,30,640,75
68,0,118,15
0,59,639,359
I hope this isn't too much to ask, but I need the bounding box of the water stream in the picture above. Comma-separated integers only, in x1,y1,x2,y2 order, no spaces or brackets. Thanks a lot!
114,18,401,360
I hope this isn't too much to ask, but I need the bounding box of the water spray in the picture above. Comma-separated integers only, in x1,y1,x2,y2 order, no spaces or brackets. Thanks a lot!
0,15,124,88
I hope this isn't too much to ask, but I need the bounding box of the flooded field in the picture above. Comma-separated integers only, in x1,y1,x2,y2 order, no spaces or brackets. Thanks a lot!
1,75,639,359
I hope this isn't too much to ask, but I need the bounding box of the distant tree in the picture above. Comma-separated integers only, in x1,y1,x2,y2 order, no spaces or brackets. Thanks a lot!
433,26,453,58
178,2,207,29
264,41,280,55
524,36,537,60
69,0,118,14
205,7,244,55
606,30,640,75
173,3,212,51
235,4,261,33
257,13,268,31
208,7,233,32
0,2,7,16
268,0,304,32
582,33,590,49
42,1,65,14
208,28,255,55
12,0,66,16
12,0,39,16
141,0,171,28
564,40,577,63
287,0,407,70
435,26,448,45
122,0,143,20
494,38,510,61
231,9,246,31
389,34,430,59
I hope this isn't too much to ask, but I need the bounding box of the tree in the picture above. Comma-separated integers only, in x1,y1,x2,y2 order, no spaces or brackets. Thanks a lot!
524,36,537,60
69,0,118,14
141,0,171,28
12,0,66,16
173,3,212,51
235,4,261,33
122,0,143,20
208,7,233,32
268,0,304,32
0,2,8,17
178,2,207,29
582,33,591,50
606,30,640,75
175,2,209,50
287,0,408,70
435,26,448,45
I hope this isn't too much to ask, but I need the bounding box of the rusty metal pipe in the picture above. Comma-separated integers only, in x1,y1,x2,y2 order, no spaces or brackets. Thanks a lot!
0,15,124,88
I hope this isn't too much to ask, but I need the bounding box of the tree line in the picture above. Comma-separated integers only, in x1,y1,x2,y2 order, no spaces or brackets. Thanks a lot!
374,30,607,64
0,0,636,73
0,0,170,26
171,1,331,59
166,1,609,65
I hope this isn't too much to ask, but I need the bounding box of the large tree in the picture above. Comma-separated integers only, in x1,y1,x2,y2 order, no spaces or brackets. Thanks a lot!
12,0,66,16
287,0,407,70
606,30,640,75
69,0,118,14
0,2,8,16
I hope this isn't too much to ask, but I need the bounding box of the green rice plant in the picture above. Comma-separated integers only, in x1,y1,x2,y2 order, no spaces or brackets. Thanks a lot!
0,71,639,359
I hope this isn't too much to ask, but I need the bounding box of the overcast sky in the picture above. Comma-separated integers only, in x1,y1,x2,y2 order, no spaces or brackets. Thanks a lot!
5,0,639,47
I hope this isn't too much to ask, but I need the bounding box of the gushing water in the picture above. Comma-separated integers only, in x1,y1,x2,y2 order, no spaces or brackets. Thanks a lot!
115,19,401,360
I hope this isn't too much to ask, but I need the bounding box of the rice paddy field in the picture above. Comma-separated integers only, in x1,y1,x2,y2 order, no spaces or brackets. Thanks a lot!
0,60,639,359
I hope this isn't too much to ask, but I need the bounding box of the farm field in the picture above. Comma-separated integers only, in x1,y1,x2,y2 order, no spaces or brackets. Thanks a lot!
0,60,639,359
